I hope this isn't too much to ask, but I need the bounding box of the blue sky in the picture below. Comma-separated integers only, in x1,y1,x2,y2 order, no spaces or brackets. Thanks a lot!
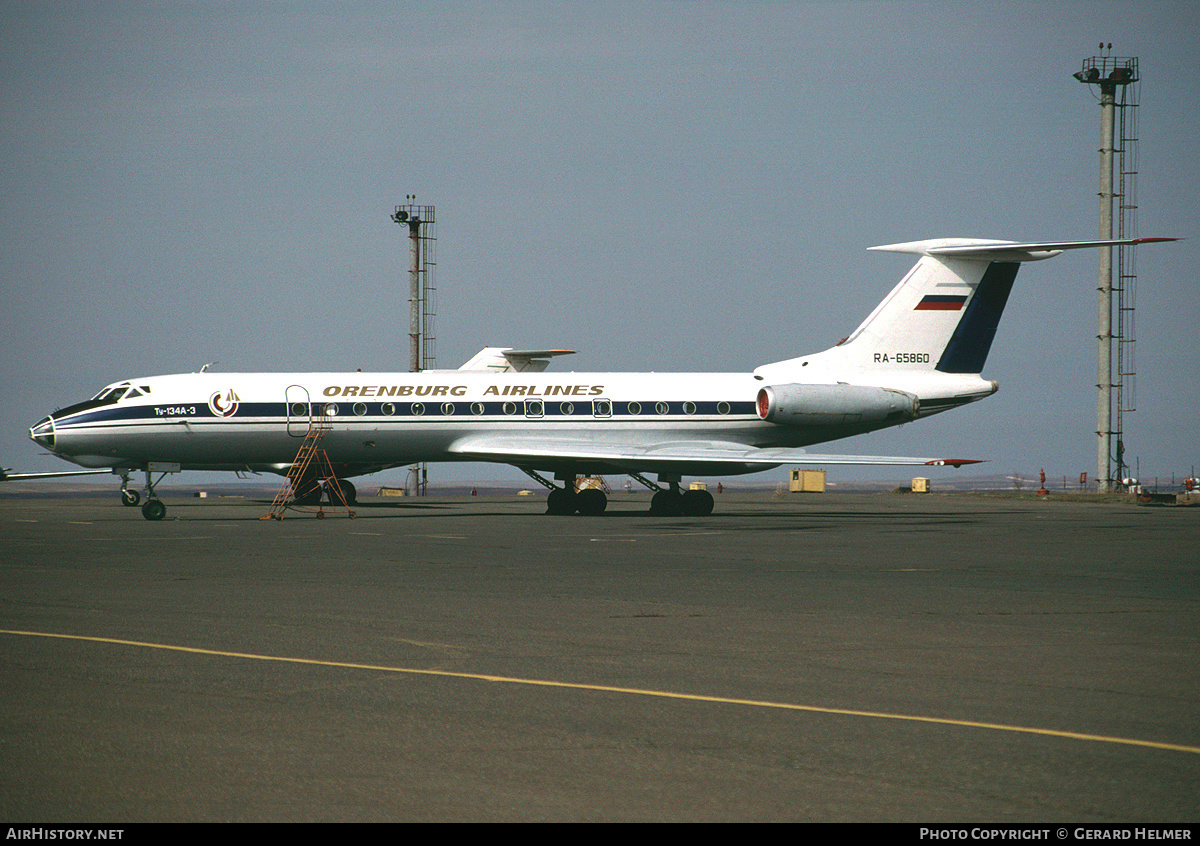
2,1,1196,488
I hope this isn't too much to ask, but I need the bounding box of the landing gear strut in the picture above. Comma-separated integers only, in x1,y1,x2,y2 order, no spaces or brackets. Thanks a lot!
133,465,177,521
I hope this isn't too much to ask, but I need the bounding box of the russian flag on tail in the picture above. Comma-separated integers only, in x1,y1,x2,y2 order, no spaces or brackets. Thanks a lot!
915,294,968,311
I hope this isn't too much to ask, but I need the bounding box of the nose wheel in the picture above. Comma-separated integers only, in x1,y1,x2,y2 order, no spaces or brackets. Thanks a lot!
124,466,176,520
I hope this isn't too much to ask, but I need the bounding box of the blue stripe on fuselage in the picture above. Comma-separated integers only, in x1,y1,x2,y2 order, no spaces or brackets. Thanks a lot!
51,399,760,428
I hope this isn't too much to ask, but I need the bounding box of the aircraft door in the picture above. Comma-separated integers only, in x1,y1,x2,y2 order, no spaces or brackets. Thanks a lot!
285,385,311,437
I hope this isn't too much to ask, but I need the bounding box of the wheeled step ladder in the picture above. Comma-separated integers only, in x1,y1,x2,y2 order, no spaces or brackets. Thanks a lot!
261,405,356,520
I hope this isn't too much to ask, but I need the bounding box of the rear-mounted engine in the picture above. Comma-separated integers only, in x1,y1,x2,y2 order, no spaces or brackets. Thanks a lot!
756,383,919,427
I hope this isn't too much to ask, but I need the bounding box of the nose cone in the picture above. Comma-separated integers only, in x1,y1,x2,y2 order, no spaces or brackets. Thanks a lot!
30,416,55,451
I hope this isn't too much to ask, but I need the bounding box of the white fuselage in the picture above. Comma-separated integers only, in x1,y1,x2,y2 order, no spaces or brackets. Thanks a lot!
32,368,995,478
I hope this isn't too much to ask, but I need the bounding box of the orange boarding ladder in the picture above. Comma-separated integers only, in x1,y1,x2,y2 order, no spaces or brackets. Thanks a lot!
262,404,356,520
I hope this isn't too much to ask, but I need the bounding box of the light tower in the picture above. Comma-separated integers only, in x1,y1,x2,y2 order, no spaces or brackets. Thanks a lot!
1073,46,1138,492
391,197,437,495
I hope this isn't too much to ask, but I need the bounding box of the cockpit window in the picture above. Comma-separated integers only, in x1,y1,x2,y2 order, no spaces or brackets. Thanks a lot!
91,383,131,403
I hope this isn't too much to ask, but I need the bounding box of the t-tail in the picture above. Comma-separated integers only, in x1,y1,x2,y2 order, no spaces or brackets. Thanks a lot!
756,237,1176,382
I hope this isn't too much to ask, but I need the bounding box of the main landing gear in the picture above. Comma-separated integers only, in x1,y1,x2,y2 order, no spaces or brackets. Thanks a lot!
545,484,608,515
630,471,714,516
646,481,715,516
289,474,357,507
522,470,715,517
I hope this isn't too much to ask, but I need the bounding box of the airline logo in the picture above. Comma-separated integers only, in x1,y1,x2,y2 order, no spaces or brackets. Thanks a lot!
208,389,240,418
915,294,968,311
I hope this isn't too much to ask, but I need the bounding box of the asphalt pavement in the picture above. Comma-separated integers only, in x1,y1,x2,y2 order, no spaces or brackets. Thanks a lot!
1,489,1197,821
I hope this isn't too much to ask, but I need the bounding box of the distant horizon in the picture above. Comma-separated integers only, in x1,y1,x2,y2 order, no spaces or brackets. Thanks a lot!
4,469,1194,497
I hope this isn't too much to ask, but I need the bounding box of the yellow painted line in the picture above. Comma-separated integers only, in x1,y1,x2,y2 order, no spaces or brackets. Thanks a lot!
596,531,725,540
3,628,1197,756
125,536,213,540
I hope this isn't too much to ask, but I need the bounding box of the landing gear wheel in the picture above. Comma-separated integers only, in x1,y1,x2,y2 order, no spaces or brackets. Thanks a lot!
121,489,141,507
141,499,166,521
546,487,578,515
326,478,357,505
294,478,322,506
576,488,608,516
650,490,682,516
681,489,715,516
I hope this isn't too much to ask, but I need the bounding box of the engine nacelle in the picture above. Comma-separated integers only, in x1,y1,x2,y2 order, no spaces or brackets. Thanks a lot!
756,383,919,427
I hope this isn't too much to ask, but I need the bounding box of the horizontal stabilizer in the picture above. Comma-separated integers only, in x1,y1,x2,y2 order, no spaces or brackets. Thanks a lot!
869,237,1177,263
457,347,576,373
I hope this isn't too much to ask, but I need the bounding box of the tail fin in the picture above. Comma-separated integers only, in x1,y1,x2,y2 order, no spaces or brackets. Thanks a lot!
756,237,1174,379
839,244,1018,374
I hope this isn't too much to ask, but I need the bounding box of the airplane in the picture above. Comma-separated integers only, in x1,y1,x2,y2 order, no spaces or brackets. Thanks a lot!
15,236,1175,520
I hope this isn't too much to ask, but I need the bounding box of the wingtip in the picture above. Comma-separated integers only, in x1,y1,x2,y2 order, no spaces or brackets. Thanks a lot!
925,459,985,468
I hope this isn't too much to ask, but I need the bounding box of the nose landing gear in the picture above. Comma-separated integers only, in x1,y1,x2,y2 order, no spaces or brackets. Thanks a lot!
120,465,178,520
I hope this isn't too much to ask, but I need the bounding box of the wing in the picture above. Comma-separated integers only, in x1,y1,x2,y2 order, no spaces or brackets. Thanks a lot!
1,468,112,481
448,436,979,477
